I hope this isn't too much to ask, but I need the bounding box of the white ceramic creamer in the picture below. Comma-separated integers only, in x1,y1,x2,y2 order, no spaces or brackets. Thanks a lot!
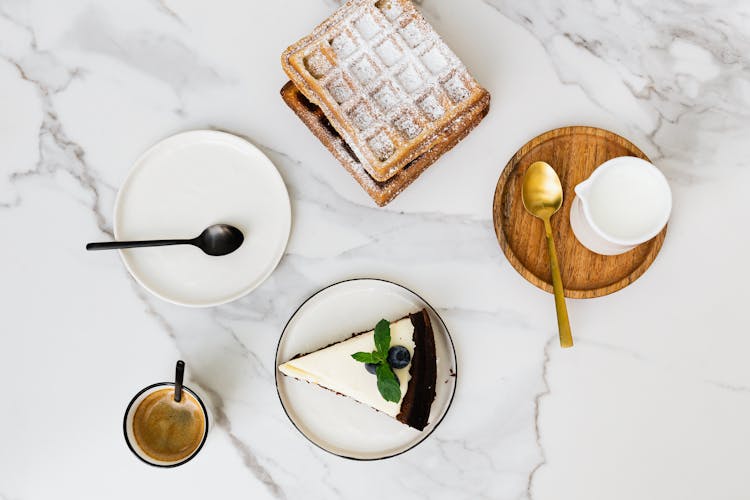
569,156,672,255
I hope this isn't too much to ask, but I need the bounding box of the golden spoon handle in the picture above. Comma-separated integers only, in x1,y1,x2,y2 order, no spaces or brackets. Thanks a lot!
543,217,573,348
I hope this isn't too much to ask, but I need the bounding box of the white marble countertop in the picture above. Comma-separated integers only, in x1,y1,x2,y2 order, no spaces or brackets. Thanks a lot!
1,0,749,498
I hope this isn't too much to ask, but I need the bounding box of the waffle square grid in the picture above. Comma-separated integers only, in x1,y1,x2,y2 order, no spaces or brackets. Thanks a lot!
282,0,490,183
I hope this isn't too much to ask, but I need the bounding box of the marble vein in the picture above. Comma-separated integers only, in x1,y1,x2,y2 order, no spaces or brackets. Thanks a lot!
704,379,750,394
132,280,287,499
211,317,273,381
0,6,113,235
478,0,750,177
302,447,343,500
526,337,552,500
433,436,501,473
150,0,185,25
1,1,748,499
202,383,288,500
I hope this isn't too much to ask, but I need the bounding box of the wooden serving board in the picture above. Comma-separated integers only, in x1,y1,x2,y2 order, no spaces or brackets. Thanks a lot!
493,126,667,299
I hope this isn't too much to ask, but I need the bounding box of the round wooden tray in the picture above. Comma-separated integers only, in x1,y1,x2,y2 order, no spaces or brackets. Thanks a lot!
493,126,667,299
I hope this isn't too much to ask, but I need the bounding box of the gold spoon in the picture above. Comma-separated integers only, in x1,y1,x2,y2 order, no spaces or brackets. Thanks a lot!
521,161,573,348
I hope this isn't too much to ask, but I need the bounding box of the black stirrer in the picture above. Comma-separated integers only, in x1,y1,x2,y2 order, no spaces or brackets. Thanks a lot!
174,360,185,403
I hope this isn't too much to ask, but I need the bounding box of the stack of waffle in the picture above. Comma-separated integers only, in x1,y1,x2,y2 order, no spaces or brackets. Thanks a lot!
280,0,490,206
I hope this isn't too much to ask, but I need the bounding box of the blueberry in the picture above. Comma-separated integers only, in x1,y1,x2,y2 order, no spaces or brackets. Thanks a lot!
365,363,378,375
387,346,411,369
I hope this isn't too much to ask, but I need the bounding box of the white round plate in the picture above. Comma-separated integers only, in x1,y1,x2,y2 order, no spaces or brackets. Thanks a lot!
275,279,457,460
114,130,291,307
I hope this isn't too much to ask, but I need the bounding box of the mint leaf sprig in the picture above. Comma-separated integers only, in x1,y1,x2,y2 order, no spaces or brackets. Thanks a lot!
351,319,401,403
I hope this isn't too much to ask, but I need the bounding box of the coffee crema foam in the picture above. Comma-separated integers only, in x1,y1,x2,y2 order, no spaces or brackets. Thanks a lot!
132,388,205,463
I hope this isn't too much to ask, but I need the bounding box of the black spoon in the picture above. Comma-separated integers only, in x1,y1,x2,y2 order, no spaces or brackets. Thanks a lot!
86,224,244,256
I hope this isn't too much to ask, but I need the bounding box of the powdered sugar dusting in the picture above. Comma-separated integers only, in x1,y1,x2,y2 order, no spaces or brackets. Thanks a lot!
444,73,470,102
399,21,425,48
304,50,332,78
397,64,423,93
330,31,357,58
372,84,400,112
354,12,381,40
348,102,375,130
421,46,448,74
375,38,403,67
393,112,422,139
419,94,445,120
285,0,486,179
326,76,354,104
350,54,380,85
376,0,403,21
368,130,395,161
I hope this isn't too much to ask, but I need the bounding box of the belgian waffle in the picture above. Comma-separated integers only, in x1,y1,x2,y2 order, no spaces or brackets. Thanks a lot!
280,0,490,204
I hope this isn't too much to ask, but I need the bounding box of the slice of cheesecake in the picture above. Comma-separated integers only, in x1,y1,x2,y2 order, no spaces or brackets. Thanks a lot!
278,309,437,430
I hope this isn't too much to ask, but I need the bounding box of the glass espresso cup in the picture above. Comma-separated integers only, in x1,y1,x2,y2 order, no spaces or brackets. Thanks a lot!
123,382,209,467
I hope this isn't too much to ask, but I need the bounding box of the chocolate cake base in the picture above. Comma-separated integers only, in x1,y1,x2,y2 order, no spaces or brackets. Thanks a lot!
396,310,437,431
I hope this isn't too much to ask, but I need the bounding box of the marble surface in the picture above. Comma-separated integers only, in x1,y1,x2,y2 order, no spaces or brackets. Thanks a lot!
1,0,748,498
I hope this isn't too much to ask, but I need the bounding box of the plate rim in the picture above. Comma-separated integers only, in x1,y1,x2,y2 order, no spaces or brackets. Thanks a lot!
492,125,667,299
113,129,292,307
274,278,458,461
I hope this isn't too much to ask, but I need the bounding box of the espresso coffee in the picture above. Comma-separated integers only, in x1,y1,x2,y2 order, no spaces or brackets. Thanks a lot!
131,388,206,463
